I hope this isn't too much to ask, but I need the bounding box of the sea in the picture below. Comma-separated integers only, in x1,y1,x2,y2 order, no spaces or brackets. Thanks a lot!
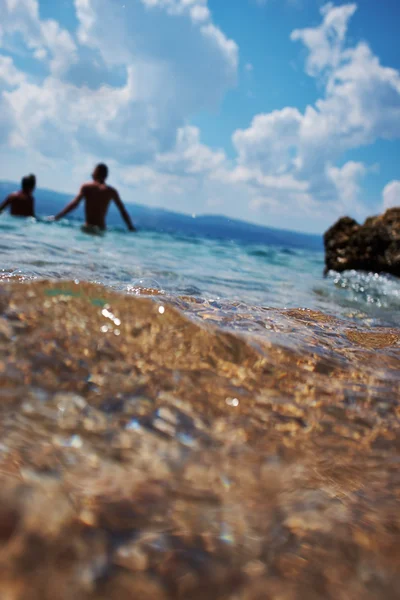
0,208,400,328
0,196,400,598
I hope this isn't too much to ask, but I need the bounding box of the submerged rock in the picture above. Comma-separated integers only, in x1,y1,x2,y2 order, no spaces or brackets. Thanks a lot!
324,208,400,276
0,280,400,599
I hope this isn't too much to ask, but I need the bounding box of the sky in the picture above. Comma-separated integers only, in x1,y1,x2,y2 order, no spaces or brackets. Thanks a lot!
0,0,399,233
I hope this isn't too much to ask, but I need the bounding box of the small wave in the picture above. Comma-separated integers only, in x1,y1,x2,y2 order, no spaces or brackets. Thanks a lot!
127,278,165,295
179,285,203,296
0,222,18,232
322,270,400,327
280,247,296,255
248,248,275,258
328,270,400,307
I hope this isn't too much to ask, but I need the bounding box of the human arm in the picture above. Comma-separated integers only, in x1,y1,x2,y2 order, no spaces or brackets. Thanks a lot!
0,195,12,214
53,187,85,221
113,191,136,231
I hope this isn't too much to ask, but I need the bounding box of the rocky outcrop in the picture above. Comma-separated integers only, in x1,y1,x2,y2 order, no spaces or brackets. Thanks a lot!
324,207,400,277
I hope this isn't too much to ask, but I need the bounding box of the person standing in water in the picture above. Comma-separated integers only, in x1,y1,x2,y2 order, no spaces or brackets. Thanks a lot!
0,174,36,218
52,164,136,232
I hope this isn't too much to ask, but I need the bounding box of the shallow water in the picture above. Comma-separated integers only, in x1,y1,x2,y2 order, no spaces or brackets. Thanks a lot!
1,215,400,328
0,217,400,599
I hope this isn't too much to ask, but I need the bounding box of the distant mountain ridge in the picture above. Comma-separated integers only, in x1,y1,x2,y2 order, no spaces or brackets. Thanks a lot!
0,181,322,250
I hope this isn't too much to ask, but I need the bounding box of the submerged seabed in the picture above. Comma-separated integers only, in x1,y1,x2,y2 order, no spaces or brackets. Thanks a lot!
0,278,399,599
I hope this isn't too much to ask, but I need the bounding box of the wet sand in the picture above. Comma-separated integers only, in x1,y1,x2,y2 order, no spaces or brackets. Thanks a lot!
0,280,399,599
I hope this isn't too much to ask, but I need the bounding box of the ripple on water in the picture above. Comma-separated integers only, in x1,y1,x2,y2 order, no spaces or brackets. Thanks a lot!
0,284,399,525
127,278,165,295
0,221,399,597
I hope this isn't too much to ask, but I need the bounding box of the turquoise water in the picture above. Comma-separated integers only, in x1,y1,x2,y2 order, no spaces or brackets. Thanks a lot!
1,215,400,328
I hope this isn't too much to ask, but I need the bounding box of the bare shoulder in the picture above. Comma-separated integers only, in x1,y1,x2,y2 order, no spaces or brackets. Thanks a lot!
80,181,93,192
108,185,119,199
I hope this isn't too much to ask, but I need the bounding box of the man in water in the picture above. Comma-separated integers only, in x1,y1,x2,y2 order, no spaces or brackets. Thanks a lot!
0,174,36,218
52,163,136,232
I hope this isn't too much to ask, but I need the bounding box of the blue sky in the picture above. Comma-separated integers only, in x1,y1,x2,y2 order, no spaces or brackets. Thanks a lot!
0,0,399,233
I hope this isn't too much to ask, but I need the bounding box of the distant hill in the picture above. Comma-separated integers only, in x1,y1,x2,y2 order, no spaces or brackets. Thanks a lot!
0,181,322,251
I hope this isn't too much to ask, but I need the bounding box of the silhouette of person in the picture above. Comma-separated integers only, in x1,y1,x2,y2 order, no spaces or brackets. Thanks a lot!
0,174,36,218
52,163,136,233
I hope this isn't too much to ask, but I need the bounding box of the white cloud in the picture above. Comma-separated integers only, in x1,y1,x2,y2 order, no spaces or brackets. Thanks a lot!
292,4,400,171
326,161,366,212
0,60,138,155
155,126,225,175
291,3,357,76
0,0,237,164
0,55,25,86
0,0,77,75
383,180,400,211
0,95,15,143
120,125,225,192
74,0,237,92
0,1,399,232
226,2,400,221
233,108,302,174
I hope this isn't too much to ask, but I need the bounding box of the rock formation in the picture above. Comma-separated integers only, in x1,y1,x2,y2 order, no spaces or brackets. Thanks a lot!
324,207,400,277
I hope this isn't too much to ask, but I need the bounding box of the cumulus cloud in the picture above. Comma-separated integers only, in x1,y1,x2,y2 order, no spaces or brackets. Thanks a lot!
132,2,398,227
293,3,400,172
226,2,400,221
155,126,225,175
73,0,237,112
326,161,366,212
291,3,357,76
0,0,78,74
0,0,237,163
233,108,302,174
120,125,225,193
383,181,400,211
0,1,399,231
0,55,25,87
